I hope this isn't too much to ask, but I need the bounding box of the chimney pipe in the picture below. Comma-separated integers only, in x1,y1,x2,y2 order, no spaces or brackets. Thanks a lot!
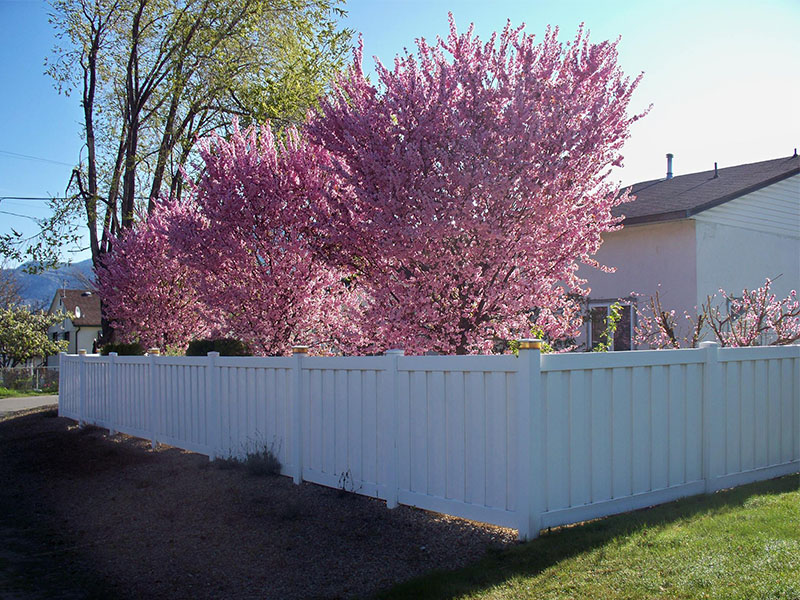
713,162,718,178
666,153,674,179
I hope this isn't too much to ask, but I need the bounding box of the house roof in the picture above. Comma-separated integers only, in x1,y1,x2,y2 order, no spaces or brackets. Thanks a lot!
615,154,800,225
52,289,102,327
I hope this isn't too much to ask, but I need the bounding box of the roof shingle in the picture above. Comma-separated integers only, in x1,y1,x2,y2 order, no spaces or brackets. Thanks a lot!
615,154,800,224
56,289,102,326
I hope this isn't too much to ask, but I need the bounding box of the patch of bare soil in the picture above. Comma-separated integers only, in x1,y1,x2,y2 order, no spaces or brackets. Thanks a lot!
0,406,516,599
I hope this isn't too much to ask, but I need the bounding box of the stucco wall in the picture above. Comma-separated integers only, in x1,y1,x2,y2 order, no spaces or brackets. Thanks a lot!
577,219,698,348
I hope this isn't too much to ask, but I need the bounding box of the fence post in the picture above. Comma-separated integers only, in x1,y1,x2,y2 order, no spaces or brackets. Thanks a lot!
206,351,220,460
58,351,66,417
108,352,118,435
701,341,723,492
148,348,161,449
516,339,543,540
78,349,87,426
794,342,800,463
384,349,405,509
291,346,308,484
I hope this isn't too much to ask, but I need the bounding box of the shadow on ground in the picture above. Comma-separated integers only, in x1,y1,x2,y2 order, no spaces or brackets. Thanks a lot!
375,472,799,599
0,407,516,600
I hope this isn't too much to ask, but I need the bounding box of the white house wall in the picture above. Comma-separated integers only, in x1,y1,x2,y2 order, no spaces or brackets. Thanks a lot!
694,220,800,312
692,173,800,238
576,219,698,349
693,171,800,309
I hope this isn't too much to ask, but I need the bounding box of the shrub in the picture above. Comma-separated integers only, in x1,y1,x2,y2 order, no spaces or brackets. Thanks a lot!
244,448,282,477
100,342,145,356
185,338,250,357
212,445,282,477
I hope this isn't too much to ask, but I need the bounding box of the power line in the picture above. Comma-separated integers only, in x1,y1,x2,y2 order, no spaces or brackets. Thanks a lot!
0,209,40,221
0,196,60,201
0,149,75,167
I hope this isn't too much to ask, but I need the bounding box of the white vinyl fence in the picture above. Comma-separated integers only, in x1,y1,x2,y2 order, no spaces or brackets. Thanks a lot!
59,342,800,539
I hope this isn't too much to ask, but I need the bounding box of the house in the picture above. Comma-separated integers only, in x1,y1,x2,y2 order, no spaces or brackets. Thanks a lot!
46,289,102,365
579,152,800,350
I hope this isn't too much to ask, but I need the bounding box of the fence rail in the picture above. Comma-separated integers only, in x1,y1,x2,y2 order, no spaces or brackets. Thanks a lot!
58,343,800,539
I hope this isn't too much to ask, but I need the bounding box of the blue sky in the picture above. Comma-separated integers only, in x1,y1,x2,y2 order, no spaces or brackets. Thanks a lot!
1,0,798,264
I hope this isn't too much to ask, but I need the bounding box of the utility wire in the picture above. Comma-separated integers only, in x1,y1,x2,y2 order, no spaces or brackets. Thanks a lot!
0,149,75,167
0,209,40,221
1,196,71,201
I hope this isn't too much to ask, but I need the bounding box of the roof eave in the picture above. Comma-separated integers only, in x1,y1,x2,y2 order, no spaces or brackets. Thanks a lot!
621,210,690,226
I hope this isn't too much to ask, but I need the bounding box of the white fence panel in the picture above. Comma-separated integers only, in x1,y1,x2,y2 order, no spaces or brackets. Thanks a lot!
57,343,800,540
115,357,150,438
539,350,709,529
712,346,799,490
301,356,387,498
396,355,520,528
58,354,80,419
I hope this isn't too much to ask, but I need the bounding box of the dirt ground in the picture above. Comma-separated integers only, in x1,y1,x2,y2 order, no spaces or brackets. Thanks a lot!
0,406,516,600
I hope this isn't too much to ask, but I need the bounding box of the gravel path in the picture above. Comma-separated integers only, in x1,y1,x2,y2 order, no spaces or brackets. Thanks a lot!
0,407,516,599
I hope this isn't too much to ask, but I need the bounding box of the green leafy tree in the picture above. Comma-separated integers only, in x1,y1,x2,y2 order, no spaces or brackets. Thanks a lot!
0,308,70,368
8,0,350,273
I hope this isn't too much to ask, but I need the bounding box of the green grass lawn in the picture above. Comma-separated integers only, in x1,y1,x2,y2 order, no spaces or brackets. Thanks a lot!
379,474,800,599
0,387,57,399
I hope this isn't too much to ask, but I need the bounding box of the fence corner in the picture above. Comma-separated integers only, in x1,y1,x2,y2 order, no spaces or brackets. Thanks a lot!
291,346,308,485
384,349,405,509
516,339,543,540
700,341,722,492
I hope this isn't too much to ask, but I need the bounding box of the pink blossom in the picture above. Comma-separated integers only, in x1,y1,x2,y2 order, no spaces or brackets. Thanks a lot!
307,15,645,354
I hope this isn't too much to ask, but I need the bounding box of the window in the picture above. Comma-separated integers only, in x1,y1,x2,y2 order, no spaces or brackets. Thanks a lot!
64,331,70,342
588,300,635,351
52,332,58,341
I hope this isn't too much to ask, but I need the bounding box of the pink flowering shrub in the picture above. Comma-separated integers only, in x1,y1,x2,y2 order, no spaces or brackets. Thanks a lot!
705,279,800,346
635,278,800,348
174,121,363,356
308,15,644,354
96,200,215,351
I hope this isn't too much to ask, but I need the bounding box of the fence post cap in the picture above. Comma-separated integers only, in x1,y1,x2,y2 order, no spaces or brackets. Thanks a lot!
699,341,719,349
518,339,543,350
206,351,220,357
292,345,309,355
109,352,118,357
78,349,87,355
385,349,405,356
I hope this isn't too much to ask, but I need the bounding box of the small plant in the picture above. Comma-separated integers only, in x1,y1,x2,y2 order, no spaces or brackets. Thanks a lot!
213,444,282,477
337,469,362,497
244,447,282,477
592,302,623,352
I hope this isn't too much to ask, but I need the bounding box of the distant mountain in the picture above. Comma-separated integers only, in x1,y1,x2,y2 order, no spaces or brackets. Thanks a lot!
5,259,95,308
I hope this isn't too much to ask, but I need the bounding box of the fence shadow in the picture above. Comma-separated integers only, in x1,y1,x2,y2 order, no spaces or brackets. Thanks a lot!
376,472,800,600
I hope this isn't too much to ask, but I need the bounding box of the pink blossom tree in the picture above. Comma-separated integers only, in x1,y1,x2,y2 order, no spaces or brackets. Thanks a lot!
705,279,800,347
634,278,800,348
96,200,214,351
174,121,362,356
308,15,645,354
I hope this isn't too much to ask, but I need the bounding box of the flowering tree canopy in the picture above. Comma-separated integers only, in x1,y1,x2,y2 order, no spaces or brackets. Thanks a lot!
96,200,214,351
174,122,361,356
308,15,644,354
